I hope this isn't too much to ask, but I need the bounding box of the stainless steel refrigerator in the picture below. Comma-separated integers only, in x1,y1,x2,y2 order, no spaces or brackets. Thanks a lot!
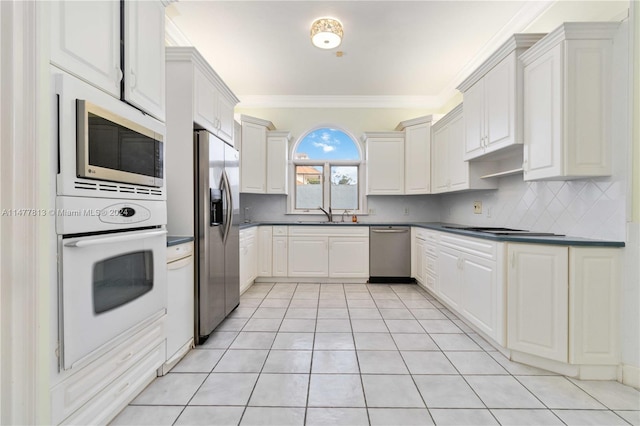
194,130,240,344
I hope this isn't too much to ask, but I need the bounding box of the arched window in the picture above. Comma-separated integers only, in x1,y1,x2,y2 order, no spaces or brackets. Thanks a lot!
291,127,363,215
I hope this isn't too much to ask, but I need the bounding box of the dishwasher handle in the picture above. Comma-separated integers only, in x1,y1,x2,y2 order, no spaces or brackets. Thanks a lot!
371,229,409,233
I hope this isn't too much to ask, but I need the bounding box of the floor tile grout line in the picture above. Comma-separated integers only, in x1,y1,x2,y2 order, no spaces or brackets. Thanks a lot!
346,282,372,424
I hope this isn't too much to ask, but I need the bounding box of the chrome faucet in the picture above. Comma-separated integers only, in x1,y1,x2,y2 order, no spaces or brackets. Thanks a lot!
318,206,332,223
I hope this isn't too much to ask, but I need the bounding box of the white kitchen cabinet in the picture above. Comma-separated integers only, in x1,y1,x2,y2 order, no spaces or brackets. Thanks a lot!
288,237,329,277
413,235,426,285
192,65,237,144
239,115,276,193
507,244,569,363
520,22,619,181
437,233,503,343
272,226,288,277
266,131,291,194
364,132,405,195
257,226,273,277
396,116,439,194
569,247,619,365
329,237,369,278
123,0,166,121
50,0,121,97
239,227,258,293
412,227,438,293
431,104,497,194
458,35,545,160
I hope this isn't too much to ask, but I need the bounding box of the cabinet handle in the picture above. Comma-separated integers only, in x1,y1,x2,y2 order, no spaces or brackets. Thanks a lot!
117,352,133,366
511,251,515,268
115,67,123,86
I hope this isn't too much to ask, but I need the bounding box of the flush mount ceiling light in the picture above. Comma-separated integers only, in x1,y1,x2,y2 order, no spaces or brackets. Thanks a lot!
310,17,343,49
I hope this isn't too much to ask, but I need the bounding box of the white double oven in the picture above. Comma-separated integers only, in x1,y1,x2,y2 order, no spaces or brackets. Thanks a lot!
53,70,167,371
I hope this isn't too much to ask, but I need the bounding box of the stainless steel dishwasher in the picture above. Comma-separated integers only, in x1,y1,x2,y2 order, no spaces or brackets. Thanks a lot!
369,226,413,283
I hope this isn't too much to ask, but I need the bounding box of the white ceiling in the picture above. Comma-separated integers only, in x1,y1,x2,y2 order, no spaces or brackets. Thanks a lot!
165,0,628,108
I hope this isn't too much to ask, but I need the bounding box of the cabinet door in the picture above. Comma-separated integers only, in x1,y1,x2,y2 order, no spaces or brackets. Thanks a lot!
217,94,235,144
257,227,273,277
431,125,449,193
266,136,288,194
366,137,404,195
123,0,166,121
523,45,563,180
485,54,515,152
507,244,568,362
288,237,329,277
460,254,497,340
463,81,485,160
329,237,369,278
404,124,431,194
193,68,218,134
50,0,121,97
437,246,460,309
240,122,267,193
414,238,426,284
447,112,469,191
272,236,288,277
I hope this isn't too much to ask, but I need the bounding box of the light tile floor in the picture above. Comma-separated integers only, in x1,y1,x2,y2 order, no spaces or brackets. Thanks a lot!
111,283,640,426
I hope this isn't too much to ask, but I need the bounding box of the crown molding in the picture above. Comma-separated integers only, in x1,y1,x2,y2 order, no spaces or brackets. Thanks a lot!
236,95,445,109
438,0,555,100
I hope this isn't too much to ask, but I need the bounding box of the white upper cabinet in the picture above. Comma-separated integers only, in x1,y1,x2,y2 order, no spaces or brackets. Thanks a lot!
266,131,291,194
431,104,497,194
458,35,545,161
123,1,166,121
51,0,167,120
239,115,275,194
520,22,619,181
364,132,405,195
192,64,238,145
50,1,122,97
396,116,439,195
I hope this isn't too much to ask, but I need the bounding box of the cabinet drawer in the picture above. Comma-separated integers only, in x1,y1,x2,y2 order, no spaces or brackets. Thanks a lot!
425,255,437,275
273,226,288,236
424,242,437,257
425,273,437,293
51,316,165,424
61,341,166,425
439,233,496,260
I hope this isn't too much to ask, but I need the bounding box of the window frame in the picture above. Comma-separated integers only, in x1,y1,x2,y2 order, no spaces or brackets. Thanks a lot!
289,126,366,216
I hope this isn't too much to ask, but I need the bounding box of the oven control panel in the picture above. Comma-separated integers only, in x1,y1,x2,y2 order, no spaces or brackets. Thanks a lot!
99,203,151,224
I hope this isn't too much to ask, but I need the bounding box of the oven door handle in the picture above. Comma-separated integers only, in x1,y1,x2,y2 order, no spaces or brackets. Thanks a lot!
64,230,167,248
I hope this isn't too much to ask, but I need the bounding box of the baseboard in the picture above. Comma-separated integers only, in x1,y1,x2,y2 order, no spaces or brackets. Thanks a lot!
622,364,640,389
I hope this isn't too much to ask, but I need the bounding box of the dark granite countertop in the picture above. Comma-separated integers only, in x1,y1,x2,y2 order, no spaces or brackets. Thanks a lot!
239,221,625,247
167,236,195,247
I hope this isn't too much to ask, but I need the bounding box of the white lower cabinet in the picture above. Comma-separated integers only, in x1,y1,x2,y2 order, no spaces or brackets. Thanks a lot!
288,237,329,277
507,243,620,368
412,228,438,293
272,226,288,277
329,237,369,278
507,244,568,362
51,315,165,425
257,226,273,277
436,234,503,344
239,227,257,293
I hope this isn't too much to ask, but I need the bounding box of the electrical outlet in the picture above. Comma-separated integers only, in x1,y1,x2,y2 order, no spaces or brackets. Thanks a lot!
473,201,482,214
404,207,410,216
486,206,492,218
368,208,375,215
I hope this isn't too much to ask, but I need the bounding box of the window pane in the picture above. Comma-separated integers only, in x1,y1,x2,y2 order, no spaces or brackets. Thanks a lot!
296,165,323,209
294,128,360,160
331,166,358,210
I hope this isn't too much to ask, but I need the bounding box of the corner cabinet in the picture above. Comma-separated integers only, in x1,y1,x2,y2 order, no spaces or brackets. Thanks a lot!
507,243,620,367
364,132,405,195
431,104,497,194
520,22,620,181
457,34,545,161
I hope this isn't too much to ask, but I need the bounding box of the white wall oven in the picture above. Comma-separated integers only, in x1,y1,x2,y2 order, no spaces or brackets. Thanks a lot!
53,69,168,371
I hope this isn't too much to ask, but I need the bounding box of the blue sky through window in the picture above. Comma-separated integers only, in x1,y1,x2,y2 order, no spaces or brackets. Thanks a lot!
295,128,360,160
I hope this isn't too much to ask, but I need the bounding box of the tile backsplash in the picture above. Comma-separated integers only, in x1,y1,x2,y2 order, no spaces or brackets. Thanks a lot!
441,174,626,241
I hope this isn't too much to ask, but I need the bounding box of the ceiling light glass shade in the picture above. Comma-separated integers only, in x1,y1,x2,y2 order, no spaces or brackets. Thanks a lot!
310,18,343,49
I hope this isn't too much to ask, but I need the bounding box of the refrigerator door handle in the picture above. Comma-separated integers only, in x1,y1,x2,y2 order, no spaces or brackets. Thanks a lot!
221,170,232,245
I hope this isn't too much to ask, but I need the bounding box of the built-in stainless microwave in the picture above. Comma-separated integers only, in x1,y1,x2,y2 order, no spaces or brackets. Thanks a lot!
76,100,164,187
